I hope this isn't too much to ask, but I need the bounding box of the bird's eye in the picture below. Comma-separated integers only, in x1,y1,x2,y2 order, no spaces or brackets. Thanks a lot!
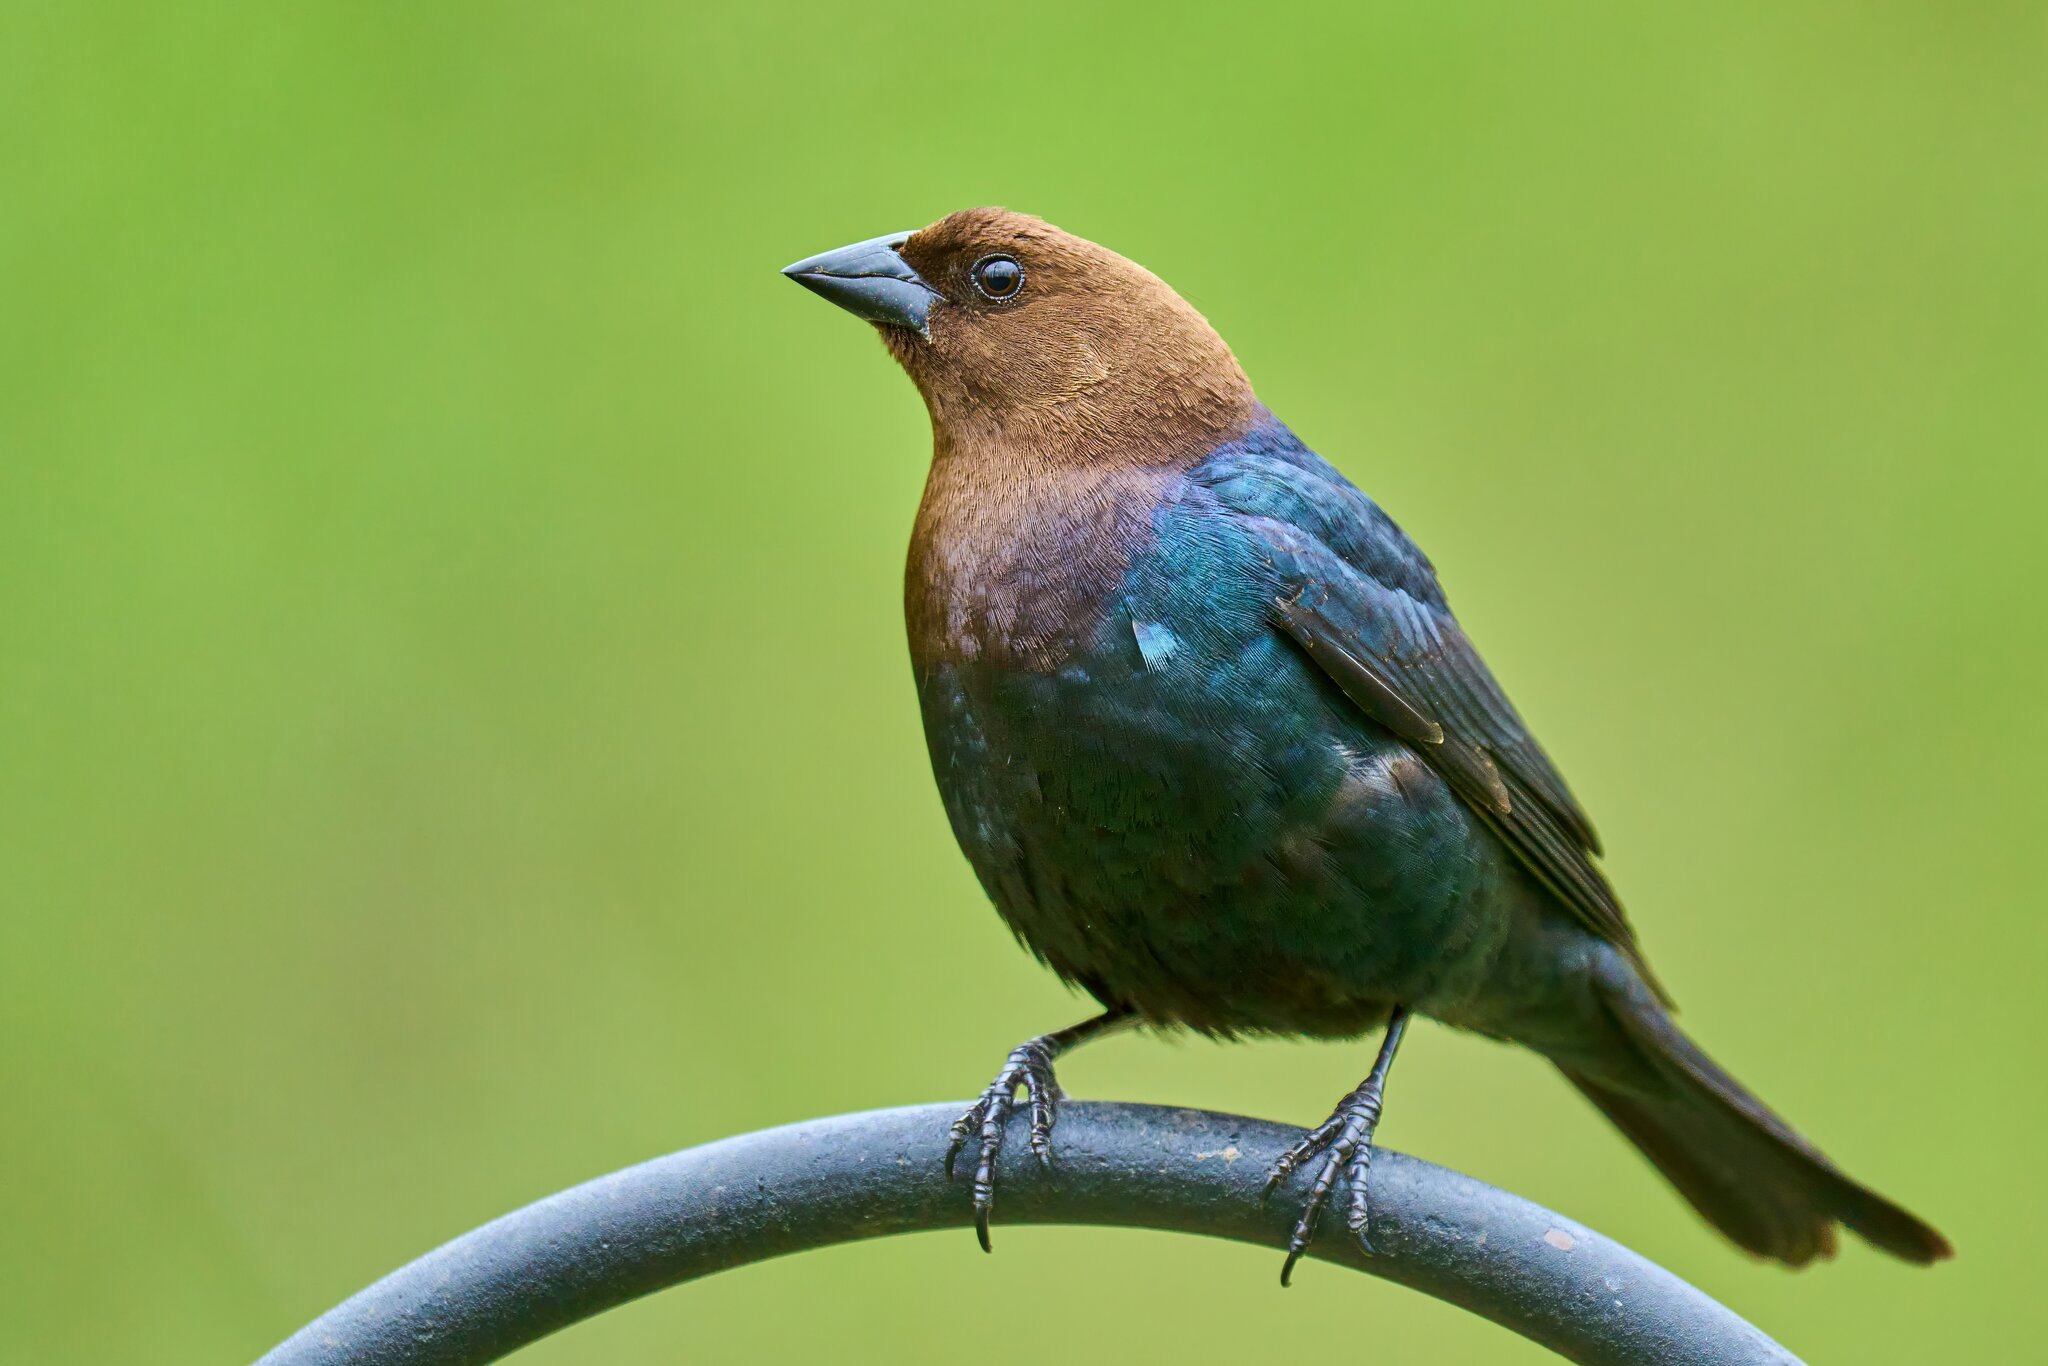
971,254,1024,301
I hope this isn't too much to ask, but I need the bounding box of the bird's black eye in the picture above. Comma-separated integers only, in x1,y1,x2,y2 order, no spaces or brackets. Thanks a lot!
971,254,1024,301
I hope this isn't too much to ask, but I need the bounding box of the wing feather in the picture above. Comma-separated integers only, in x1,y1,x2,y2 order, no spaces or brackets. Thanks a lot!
1200,441,1663,1000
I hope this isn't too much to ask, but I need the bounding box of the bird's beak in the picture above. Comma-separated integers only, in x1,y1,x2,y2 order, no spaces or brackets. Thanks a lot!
781,232,939,339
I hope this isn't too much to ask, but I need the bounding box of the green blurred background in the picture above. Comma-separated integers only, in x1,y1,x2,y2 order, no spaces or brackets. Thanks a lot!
4,3,2043,1361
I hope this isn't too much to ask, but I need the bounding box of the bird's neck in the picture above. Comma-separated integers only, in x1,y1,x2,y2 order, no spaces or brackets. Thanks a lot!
905,393,1258,673
904,456,1160,673
914,325,1257,476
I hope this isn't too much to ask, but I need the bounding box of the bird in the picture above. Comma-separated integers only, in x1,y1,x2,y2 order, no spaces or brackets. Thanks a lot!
781,207,1950,1282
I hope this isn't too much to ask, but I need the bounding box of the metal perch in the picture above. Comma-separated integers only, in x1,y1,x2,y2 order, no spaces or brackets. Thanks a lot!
254,1101,1802,1366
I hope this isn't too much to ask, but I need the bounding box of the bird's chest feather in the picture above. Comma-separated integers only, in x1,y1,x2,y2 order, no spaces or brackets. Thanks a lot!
907,467,1285,863
904,457,1176,670
908,480,1502,1031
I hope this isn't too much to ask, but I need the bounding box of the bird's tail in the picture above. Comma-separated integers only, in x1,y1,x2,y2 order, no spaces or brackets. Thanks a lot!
1553,963,1951,1267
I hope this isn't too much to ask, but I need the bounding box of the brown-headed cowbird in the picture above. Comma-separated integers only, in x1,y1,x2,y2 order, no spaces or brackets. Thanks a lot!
783,208,1950,1280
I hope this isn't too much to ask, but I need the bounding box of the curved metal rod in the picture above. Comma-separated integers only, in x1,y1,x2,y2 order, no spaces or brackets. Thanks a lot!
255,1102,1802,1366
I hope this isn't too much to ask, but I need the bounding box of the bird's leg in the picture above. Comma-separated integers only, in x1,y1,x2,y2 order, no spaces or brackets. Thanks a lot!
945,1006,1134,1251
1262,1006,1411,1286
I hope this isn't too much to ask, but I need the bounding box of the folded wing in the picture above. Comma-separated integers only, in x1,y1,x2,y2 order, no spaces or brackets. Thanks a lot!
1199,442,1666,1001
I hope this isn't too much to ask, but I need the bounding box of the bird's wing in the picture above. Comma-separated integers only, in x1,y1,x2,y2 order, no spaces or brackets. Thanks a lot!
1198,444,1665,998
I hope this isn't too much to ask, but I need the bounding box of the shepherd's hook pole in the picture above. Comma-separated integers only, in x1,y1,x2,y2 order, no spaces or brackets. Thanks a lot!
255,1101,1802,1366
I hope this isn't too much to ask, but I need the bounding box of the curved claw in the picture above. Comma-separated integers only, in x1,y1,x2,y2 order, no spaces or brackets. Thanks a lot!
942,1106,981,1182
1268,1085,1386,1284
944,1039,1063,1252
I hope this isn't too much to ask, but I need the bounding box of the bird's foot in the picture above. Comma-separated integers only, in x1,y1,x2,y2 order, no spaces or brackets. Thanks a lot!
1262,1078,1387,1286
944,1036,1065,1252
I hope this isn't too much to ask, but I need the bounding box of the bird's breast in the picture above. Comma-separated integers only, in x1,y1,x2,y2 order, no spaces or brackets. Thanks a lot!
905,458,1176,672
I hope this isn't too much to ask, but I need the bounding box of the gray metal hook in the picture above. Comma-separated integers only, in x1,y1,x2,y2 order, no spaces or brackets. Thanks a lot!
255,1102,1802,1366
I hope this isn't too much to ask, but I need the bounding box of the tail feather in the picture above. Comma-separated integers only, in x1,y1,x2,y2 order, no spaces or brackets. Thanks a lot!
1559,967,1951,1266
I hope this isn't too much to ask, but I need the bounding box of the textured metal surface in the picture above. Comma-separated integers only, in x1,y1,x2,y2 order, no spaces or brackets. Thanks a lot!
255,1102,1803,1366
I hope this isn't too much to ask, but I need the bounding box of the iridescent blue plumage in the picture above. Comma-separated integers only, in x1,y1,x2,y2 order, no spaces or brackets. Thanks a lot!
919,412,1536,1037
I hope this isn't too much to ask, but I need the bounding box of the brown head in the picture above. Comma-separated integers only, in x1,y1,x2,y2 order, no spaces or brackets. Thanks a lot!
783,209,1257,471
